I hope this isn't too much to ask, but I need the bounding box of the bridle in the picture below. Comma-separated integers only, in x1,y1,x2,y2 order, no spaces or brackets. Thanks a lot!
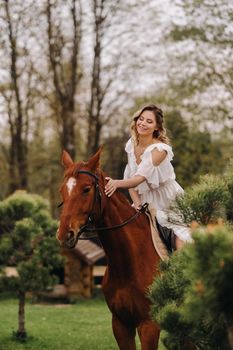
76,170,103,238
77,170,149,237
60,169,149,245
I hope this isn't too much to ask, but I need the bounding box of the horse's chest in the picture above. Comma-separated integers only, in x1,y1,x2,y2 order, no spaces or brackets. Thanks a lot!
103,286,149,325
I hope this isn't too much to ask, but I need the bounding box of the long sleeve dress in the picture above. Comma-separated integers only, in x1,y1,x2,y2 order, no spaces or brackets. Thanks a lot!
123,138,192,242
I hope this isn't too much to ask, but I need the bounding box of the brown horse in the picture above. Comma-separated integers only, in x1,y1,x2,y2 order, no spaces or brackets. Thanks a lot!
57,149,161,350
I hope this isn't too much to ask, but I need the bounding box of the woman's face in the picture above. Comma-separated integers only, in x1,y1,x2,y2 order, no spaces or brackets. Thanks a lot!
136,110,157,137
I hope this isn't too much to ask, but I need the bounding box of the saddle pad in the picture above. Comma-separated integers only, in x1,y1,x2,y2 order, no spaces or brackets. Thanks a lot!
145,208,169,261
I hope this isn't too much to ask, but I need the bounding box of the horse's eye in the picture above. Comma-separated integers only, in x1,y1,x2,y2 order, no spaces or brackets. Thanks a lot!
83,187,91,194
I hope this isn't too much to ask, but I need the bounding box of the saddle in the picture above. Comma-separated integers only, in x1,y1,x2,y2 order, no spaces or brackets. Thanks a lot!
144,207,176,260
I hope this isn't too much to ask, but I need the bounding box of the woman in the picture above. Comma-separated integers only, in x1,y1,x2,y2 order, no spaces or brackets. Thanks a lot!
104,103,192,249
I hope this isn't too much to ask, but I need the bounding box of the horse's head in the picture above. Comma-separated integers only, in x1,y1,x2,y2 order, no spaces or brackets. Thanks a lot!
57,148,103,248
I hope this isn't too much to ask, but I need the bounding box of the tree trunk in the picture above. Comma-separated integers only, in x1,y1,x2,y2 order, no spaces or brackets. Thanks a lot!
16,291,27,340
61,107,76,159
86,1,103,157
93,120,102,154
8,129,18,193
4,0,28,190
227,324,233,350
16,138,28,189
86,114,96,157
46,0,82,160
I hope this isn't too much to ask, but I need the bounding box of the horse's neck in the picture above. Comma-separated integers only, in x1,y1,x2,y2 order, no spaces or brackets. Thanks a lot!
98,193,150,274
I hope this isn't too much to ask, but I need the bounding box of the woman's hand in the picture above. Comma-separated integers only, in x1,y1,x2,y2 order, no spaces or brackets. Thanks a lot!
105,175,145,197
131,202,142,211
135,204,143,211
105,177,119,197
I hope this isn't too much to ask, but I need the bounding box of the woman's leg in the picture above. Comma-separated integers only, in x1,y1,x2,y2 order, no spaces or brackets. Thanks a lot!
175,236,185,250
156,209,192,251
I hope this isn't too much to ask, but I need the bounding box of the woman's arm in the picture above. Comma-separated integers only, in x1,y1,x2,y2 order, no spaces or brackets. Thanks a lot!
128,188,142,209
151,149,167,165
105,175,145,197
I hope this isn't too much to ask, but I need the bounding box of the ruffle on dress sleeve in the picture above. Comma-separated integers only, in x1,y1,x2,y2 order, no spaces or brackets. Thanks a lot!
135,153,160,187
125,138,134,153
134,143,176,195
146,143,174,161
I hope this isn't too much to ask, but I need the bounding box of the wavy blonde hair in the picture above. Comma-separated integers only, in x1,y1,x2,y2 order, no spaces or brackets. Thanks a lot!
130,103,170,145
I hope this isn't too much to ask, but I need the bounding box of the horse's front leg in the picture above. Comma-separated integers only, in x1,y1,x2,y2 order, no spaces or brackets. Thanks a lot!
137,319,160,350
112,315,136,350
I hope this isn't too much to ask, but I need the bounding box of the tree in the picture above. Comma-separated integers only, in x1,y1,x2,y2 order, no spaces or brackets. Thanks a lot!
0,0,34,191
0,190,63,340
0,0,49,195
86,0,124,156
45,0,83,159
165,110,226,187
101,131,129,178
166,0,233,132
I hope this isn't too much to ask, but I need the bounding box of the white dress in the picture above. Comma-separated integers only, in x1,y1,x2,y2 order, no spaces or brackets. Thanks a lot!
123,138,192,242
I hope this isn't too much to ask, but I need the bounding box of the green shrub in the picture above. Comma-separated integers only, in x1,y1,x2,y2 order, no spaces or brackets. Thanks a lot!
149,224,233,350
0,190,63,340
170,174,229,225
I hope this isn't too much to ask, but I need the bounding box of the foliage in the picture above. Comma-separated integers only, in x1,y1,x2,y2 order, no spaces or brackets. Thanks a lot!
102,132,129,179
224,159,233,222
168,0,233,131
150,160,233,349
165,110,225,187
149,224,233,350
27,135,64,218
0,190,63,339
170,174,229,225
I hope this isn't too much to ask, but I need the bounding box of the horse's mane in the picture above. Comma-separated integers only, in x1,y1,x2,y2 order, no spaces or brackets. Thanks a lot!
96,167,134,211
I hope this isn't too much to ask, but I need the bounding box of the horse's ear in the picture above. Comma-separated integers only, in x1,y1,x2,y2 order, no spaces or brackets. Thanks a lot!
62,150,74,169
87,146,103,171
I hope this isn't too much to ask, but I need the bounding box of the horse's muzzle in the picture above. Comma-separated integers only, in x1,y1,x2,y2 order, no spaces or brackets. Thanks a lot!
65,229,78,248
56,228,79,249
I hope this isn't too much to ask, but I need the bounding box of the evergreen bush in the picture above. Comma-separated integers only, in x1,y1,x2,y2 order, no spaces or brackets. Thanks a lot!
0,190,63,340
149,224,233,350
170,174,229,225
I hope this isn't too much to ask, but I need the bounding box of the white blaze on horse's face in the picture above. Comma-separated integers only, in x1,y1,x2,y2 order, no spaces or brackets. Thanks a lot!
66,177,77,196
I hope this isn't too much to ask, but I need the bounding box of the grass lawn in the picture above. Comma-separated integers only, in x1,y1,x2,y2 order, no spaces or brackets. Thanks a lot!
0,292,164,350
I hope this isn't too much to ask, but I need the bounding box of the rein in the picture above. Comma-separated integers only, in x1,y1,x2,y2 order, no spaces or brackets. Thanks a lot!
79,203,149,233
74,170,149,239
